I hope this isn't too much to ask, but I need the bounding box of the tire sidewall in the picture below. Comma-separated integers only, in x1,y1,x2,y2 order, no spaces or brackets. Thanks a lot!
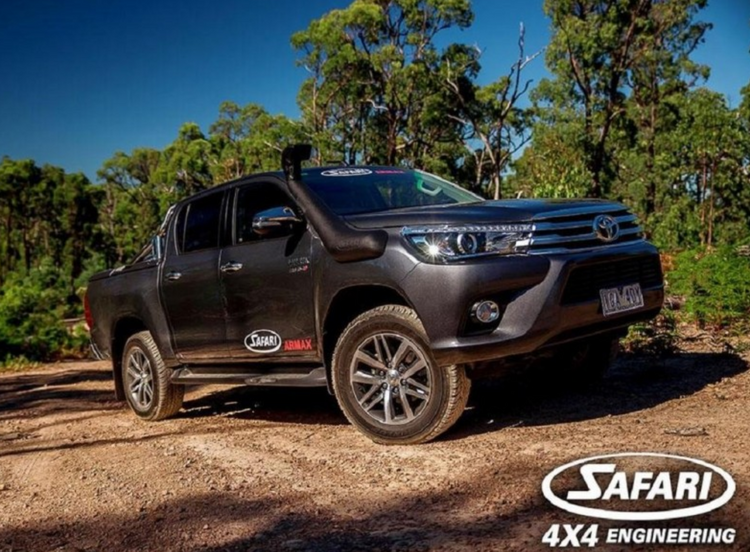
332,310,448,443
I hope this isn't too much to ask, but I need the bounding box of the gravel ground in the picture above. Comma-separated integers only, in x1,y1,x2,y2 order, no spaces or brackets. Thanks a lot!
0,337,748,552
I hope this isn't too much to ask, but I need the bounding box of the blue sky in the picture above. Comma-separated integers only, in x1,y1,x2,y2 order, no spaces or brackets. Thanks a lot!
1,0,748,181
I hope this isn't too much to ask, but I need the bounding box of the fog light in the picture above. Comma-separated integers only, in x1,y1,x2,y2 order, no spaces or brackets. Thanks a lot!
471,300,500,324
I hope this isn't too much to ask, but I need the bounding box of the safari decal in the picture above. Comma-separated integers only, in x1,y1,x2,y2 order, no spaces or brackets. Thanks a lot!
244,330,282,353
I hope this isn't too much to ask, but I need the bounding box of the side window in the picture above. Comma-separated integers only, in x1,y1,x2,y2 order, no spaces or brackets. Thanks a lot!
175,193,223,253
235,183,296,244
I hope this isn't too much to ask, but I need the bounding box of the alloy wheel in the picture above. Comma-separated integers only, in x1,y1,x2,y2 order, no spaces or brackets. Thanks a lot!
349,332,432,425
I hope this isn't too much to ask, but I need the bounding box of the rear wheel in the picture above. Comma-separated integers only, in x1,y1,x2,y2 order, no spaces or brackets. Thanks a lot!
122,331,184,421
331,305,470,445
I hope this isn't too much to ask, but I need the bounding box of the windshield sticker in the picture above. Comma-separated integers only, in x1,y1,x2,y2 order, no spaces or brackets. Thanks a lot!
244,330,281,353
374,169,405,175
321,168,372,177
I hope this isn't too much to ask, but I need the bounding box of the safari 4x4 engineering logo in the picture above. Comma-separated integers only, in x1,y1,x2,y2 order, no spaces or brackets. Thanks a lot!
540,453,736,547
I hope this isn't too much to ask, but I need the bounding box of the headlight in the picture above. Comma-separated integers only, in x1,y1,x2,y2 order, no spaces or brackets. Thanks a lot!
402,225,533,263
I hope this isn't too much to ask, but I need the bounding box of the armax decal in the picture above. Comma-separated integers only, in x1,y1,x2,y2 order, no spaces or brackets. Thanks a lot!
244,330,281,353
283,338,314,352
542,452,735,521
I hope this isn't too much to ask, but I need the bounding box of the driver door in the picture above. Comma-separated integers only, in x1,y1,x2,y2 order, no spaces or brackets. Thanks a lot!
220,180,318,361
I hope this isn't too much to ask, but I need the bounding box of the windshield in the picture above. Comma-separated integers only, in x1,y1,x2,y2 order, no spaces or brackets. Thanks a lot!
302,168,482,216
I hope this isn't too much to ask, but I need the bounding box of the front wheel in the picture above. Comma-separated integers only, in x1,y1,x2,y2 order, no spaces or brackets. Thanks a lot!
122,331,184,421
331,305,470,445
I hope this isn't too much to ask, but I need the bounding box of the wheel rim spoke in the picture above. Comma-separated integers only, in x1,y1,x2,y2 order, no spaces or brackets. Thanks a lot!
349,332,432,426
376,335,392,363
354,350,388,372
351,370,379,385
399,386,415,420
406,378,430,395
127,365,139,380
362,391,384,412
383,387,394,423
127,347,154,410
391,340,410,369
401,359,426,379
357,384,380,407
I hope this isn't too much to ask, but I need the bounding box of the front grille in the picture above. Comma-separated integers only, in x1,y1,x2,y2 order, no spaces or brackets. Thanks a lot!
527,204,643,254
562,256,663,304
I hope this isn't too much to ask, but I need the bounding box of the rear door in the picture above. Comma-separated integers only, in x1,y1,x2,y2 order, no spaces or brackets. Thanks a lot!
161,190,229,361
220,179,318,361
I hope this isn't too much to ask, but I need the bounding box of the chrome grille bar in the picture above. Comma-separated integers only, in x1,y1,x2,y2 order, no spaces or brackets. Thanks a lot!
533,213,637,232
525,204,644,255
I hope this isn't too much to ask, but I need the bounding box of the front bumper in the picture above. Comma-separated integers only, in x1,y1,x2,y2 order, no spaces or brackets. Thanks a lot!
400,241,664,366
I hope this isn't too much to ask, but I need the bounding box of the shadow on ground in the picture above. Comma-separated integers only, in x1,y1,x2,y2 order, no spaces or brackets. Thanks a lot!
181,351,748,440
451,350,748,439
0,485,540,552
1,350,746,441
182,386,345,426
0,477,745,552
0,369,116,418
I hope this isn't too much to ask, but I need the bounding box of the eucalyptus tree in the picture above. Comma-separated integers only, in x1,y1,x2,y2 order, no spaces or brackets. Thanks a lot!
292,0,474,169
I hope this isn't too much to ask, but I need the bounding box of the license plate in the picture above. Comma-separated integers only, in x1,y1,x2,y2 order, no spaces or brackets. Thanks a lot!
599,283,644,316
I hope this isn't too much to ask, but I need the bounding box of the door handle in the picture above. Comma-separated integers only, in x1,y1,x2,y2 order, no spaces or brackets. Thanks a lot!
165,271,182,281
220,261,243,273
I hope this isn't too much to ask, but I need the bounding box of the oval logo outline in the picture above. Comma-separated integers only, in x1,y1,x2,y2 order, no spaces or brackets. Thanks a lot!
244,330,282,354
592,214,620,243
541,452,735,521
321,168,372,177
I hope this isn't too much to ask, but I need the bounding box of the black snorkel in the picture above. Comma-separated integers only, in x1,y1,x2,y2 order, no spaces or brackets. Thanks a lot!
282,144,388,263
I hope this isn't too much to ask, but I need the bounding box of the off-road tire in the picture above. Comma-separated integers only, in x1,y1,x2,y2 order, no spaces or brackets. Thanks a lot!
122,330,184,421
331,305,470,445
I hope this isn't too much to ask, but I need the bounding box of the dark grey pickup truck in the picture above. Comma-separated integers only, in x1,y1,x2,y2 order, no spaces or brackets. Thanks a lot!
86,145,664,444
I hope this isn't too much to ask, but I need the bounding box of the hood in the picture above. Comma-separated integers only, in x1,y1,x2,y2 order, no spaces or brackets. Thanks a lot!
344,198,625,230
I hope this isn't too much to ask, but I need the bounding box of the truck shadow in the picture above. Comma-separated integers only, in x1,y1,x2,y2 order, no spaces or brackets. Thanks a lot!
181,386,346,426
178,350,748,438
0,368,117,418
449,350,748,440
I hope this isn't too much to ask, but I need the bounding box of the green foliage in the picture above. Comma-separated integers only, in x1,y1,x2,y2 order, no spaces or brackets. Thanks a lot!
522,0,711,199
669,248,750,328
0,263,89,361
0,355,41,373
510,120,592,198
623,311,679,355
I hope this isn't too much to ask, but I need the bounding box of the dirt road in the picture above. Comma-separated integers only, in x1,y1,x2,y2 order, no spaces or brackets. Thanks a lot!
1,340,748,552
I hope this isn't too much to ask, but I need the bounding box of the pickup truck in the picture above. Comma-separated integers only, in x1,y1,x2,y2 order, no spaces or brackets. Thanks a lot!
86,145,664,444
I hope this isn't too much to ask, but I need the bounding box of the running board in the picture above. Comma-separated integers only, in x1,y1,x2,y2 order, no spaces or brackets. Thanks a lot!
171,366,327,387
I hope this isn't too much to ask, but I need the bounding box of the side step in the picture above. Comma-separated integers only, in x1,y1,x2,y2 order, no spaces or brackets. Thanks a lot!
171,366,327,387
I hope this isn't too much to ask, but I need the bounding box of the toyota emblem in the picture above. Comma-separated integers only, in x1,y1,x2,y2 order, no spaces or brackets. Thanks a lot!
593,214,620,243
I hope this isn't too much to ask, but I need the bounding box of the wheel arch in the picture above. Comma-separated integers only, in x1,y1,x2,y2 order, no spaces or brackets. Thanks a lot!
321,285,412,383
110,316,149,401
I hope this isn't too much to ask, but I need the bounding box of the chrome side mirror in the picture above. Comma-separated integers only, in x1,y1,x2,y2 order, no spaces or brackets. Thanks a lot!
252,206,303,235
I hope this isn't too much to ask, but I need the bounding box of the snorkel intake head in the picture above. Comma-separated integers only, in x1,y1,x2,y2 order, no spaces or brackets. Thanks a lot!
281,145,387,263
